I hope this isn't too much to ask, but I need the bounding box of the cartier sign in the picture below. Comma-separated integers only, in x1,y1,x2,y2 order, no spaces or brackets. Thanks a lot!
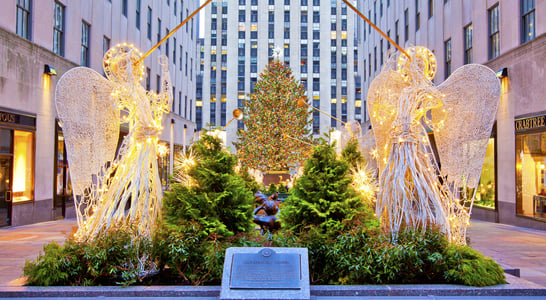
515,115,546,132
0,111,16,123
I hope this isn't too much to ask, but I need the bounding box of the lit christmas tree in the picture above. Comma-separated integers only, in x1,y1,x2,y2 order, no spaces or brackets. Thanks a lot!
235,60,312,171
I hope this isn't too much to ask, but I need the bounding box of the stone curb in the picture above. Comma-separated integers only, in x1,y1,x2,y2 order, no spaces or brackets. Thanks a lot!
1,275,544,298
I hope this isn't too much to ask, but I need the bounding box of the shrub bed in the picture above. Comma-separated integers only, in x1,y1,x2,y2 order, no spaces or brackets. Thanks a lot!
23,137,505,287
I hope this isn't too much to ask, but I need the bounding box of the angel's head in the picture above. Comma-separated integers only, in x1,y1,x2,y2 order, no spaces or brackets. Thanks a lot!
397,46,437,82
103,44,145,85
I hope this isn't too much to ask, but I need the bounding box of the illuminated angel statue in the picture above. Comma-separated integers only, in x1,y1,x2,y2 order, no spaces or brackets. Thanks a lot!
55,44,171,241
368,47,500,244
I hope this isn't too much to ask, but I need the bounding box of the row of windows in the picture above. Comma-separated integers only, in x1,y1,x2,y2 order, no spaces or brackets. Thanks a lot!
364,0,535,81
237,0,321,6
18,1,195,70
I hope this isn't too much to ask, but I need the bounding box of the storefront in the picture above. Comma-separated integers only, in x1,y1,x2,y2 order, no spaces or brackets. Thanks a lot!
0,109,36,227
515,114,546,219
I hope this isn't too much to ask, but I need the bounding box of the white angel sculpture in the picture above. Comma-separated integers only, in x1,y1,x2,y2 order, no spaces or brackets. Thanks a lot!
55,44,171,241
368,47,500,244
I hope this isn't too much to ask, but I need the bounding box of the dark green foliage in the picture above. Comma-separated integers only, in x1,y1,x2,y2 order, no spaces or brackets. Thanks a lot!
24,226,153,286
277,184,288,193
163,133,254,237
341,139,365,169
24,135,506,288
280,140,367,234
267,183,278,194
443,244,506,286
239,166,260,193
153,220,266,285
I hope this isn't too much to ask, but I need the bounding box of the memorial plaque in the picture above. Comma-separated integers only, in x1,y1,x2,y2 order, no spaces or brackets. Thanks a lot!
220,247,310,300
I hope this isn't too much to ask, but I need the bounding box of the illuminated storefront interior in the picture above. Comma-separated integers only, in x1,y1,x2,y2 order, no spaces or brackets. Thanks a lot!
516,115,546,219
13,130,34,202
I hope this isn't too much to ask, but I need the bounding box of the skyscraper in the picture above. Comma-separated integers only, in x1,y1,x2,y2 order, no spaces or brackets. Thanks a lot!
198,0,363,149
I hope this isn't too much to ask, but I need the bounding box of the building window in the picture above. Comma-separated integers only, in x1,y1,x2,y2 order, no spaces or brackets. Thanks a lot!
444,39,451,78
210,100,216,126
136,0,141,29
147,7,152,40
185,96,188,118
157,19,161,49
488,4,500,59
220,101,227,126
11,130,35,202
464,24,473,64
122,0,128,17
521,0,535,43
473,134,496,209
80,21,90,67
374,46,377,71
428,0,433,18
312,98,320,134
173,37,176,64
515,120,545,218
415,0,420,31
404,9,409,42
180,46,183,70
53,2,65,56
165,29,169,57
16,0,32,40
380,39,383,66
146,67,151,90
395,20,399,45
103,36,110,56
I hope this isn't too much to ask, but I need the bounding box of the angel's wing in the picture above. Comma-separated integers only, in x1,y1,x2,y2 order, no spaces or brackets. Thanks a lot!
55,67,120,195
432,64,501,188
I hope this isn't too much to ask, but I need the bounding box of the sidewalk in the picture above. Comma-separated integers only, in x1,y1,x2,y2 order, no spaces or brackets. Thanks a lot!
0,218,545,289
466,220,546,287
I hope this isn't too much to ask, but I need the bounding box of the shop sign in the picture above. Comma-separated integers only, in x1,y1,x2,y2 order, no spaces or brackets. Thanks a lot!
0,110,36,128
515,115,546,132
0,111,15,123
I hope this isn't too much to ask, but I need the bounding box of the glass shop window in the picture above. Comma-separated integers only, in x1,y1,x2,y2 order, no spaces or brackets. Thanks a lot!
13,130,34,202
516,131,546,218
473,137,496,208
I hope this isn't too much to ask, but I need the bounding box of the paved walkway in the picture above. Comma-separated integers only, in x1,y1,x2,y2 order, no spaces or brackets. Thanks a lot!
0,219,545,289
467,220,546,287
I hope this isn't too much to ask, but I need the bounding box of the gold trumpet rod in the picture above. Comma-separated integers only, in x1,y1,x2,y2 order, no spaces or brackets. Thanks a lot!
342,0,410,60
304,103,347,125
221,117,237,131
138,0,212,64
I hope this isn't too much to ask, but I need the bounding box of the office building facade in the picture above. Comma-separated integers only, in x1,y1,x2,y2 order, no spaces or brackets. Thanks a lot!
0,0,198,226
358,0,545,229
197,0,364,149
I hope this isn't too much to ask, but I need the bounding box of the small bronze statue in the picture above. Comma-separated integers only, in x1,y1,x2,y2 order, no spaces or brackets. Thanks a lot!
253,191,281,234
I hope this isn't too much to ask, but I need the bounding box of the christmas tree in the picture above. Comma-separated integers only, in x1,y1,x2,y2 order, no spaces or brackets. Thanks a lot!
163,133,254,237
279,140,374,235
235,60,312,172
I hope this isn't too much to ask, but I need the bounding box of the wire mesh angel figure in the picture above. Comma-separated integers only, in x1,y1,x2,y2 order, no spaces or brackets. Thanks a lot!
368,47,500,244
55,44,171,241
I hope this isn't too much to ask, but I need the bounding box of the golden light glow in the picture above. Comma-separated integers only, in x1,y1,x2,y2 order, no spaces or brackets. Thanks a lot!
13,131,33,201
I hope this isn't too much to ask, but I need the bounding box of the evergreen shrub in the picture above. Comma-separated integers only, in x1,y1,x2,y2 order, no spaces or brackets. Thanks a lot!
23,137,506,287
163,133,254,237
24,225,153,286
